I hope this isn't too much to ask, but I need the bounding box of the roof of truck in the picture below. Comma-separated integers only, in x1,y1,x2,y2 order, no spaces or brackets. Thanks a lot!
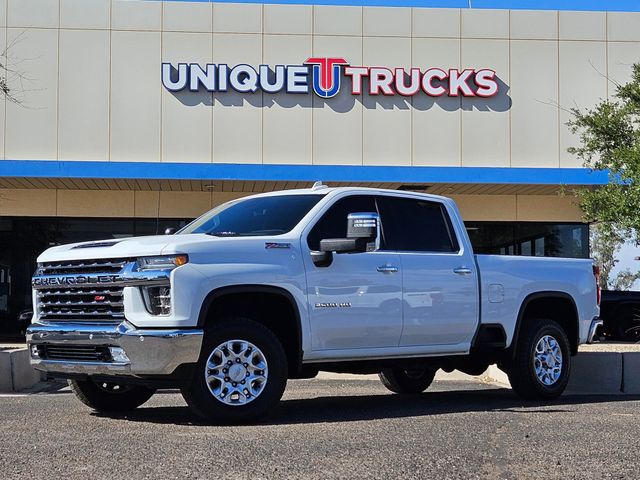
240,185,452,203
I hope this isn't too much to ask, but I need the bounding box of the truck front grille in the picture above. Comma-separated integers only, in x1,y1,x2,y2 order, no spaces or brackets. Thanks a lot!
36,344,112,362
38,258,129,275
37,287,125,323
34,258,134,323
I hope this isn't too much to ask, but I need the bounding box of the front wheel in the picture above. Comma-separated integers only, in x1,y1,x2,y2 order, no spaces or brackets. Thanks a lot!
506,318,571,400
69,379,156,412
181,318,288,424
379,367,437,394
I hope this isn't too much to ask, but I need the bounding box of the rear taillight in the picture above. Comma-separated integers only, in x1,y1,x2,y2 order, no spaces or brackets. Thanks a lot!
593,265,601,306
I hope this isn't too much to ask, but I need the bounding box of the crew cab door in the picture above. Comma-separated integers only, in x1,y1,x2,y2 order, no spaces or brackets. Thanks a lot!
376,195,479,348
303,195,402,351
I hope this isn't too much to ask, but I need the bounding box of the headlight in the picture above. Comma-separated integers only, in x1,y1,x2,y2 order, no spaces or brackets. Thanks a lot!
136,254,188,271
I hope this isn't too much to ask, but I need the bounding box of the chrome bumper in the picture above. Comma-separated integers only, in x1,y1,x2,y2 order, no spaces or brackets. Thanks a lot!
26,321,203,377
587,318,604,344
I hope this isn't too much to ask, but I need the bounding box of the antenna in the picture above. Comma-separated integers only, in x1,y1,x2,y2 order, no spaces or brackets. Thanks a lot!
311,181,328,190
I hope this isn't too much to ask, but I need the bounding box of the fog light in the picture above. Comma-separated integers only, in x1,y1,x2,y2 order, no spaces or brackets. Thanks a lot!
141,286,171,316
30,345,40,358
109,347,130,364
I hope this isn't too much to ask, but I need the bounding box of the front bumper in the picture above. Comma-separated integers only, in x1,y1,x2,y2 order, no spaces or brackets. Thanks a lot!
26,321,203,377
587,318,604,344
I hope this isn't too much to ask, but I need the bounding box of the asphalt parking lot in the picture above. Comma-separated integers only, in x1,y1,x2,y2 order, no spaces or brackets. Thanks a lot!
1,378,639,480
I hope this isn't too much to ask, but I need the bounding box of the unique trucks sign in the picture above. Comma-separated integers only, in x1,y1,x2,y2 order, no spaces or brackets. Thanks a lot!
162,57,499,99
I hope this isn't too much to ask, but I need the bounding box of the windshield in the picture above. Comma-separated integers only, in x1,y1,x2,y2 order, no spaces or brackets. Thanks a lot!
178,194,325,236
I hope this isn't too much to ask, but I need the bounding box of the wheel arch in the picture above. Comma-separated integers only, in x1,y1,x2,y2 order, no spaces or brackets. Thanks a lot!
197,285,304,377
511,291,580,356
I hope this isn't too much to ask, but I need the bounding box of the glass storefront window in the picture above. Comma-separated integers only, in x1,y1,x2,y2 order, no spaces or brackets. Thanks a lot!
465,222,589,259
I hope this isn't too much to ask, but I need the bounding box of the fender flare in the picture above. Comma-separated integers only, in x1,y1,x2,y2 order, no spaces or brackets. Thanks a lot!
510,291,579,356
196,284,304,370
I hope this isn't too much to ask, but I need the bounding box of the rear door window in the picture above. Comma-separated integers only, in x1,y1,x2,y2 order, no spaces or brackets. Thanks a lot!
377,196,459,253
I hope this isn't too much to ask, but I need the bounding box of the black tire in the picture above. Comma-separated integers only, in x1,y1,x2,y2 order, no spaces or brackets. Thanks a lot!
379,367,437,394
68,379,156,412
506,318,571,400
181,318,288,424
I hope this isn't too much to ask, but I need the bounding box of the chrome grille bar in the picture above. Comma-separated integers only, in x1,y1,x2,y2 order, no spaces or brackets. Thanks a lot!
39,311,125,317
37,289,123,297
40,300,124,307
38,259,129,275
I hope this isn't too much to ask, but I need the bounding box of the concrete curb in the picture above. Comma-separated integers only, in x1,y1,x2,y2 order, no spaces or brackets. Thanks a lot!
468,351,640,396
0,348,44,393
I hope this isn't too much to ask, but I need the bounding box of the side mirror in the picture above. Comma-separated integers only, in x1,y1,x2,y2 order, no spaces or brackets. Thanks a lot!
346,212,379,243
312,212,380,267
164,227,177,235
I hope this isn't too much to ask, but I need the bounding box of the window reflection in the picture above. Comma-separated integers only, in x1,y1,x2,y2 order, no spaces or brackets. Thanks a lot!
465,222,588,259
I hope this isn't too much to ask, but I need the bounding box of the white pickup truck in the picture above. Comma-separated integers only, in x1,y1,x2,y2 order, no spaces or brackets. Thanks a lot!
27,185,602,423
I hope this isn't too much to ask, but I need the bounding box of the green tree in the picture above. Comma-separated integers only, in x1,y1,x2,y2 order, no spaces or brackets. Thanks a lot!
569,63,640,290
568,63,640,236
612,269,640,291
590,223,639,290
590,223,623,288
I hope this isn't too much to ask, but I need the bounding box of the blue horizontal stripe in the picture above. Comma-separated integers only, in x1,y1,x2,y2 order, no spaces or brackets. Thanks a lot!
148,0,640,12
0,160,609,186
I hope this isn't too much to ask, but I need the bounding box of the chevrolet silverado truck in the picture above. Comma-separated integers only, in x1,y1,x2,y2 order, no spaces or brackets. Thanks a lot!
27,185,602,423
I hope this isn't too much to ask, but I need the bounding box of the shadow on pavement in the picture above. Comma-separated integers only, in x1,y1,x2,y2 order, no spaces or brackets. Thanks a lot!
90,385,640,427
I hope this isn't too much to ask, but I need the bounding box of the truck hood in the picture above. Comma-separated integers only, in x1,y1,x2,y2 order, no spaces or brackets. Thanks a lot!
37,234,215,262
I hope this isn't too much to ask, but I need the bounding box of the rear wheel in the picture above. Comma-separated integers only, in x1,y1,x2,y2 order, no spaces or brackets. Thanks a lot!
379,367,437,394
507,318,571,400
69,379,155,412
181,318,288,424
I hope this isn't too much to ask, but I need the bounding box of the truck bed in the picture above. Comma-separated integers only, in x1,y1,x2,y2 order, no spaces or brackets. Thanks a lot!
475,254,599,347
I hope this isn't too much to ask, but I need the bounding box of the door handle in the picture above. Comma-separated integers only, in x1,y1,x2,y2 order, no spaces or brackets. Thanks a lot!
453,267,473,276
377,265,399,273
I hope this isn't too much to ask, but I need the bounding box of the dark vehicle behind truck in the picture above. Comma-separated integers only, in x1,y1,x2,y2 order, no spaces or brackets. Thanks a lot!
600,290,640,342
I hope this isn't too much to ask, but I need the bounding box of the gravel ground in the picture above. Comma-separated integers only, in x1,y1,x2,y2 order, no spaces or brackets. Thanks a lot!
1,378,639,480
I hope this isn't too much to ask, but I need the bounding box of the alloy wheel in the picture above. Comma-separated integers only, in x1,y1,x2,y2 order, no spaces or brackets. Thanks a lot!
533,334,563,386
204,339,269,406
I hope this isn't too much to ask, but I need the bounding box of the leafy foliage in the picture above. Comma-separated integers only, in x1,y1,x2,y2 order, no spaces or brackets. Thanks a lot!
568,63,640,238
569,64,640,290
590,223,639,290
612,269,640,291
589,224,623,288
